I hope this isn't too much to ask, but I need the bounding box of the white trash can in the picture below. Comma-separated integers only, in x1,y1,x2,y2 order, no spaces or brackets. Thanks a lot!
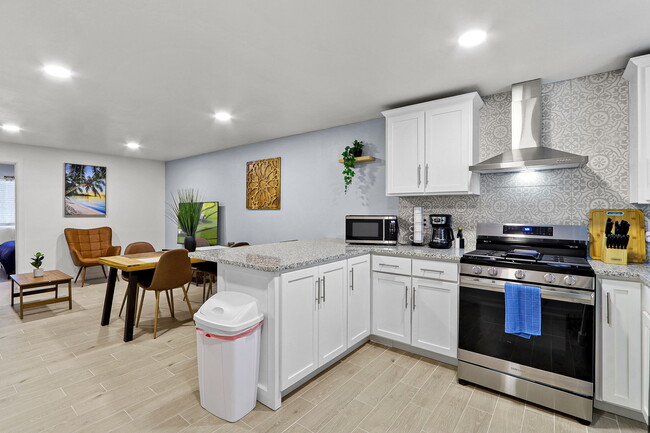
194,291,264,422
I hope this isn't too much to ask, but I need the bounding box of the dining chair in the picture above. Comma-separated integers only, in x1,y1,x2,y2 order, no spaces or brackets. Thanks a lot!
199,241,249,300
135,249,193,339
118,242,156,317
64,227,121,287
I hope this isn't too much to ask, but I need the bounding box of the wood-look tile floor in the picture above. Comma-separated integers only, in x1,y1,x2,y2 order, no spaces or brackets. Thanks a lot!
0,278,646,433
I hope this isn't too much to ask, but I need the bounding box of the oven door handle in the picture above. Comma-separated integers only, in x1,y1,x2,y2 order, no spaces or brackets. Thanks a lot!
461,279,594,305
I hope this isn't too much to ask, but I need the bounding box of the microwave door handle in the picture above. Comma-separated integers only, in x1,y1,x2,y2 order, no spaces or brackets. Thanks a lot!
461,279,595,305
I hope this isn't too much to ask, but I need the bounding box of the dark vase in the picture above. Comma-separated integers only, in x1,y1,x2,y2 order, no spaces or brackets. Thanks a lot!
352,147,363,157
184,235,197,252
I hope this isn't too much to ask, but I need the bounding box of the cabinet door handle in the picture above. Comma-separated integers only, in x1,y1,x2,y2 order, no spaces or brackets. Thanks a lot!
425,164,429,186
315,278,320,305
405,285,408,309
412,287,416,310
350,268,354,291
417,165,422,187
606,292,611,325
322,276,326,302
380,263,399,268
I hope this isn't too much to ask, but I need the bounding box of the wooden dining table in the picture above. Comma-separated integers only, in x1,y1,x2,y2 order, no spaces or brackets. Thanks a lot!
99,251,205,342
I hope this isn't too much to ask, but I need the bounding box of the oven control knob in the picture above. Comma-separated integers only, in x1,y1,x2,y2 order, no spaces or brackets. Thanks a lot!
514,270,526,280
472,266,483,274
544,273,557,283
487,267,498,277
564,275,577,286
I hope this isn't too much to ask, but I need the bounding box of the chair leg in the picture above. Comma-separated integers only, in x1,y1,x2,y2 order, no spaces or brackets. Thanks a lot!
136,290,146,327
74,267,82,283
165,290,174,318
202,276,207,303
119,289,128,317
153,291,160,339
182,285,194,317
170,289,175,317
101,265,107,278
81,267,87,287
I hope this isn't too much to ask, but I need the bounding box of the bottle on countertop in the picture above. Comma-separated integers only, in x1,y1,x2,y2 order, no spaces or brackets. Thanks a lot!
456,227,465,250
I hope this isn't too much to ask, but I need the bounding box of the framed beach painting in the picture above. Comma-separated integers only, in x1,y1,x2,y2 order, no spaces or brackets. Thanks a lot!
176,201,219,245
64,163,107,217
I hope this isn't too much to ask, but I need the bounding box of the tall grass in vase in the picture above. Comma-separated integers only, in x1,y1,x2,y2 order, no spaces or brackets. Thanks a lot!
169,188,203,252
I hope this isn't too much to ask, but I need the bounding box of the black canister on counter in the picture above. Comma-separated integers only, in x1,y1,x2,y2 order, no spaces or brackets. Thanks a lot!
457,227,465,249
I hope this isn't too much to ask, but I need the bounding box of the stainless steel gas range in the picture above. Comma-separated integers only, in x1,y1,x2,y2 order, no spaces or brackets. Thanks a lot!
458,223,595,423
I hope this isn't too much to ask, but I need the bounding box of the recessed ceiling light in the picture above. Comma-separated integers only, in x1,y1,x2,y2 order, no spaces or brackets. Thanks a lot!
43,64,73,79
458,30,487,48
125,141,140,149
214,112,232,122
1,123,22,133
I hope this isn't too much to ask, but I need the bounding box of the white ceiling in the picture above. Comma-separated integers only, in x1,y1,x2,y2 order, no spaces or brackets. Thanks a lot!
1,1,649,161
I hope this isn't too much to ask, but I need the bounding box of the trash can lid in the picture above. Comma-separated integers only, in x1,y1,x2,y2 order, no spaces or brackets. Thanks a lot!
194,291,264,334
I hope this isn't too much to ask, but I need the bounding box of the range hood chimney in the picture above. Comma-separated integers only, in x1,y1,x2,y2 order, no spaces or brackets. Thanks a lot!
469,79,588,174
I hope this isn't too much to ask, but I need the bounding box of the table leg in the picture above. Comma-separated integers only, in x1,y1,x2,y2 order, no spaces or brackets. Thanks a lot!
55,284,59,299
68,280,72,310
11,280,14,306
101,267,118,326
123,272,139,342
19,286,23,319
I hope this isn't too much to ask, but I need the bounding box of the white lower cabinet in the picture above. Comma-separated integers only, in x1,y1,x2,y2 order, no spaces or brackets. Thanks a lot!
280,267,319,390
280,260,348,390
642,310,649,423
372,256,459,358
600,279,642,411
411,277,458,358
347,255,371,347
372,272,411,344
318,261,348,366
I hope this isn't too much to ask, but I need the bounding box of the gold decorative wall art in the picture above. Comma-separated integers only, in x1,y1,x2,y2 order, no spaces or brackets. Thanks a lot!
246,157,281,209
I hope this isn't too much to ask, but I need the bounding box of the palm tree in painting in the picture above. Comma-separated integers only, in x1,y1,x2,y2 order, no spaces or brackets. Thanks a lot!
65,164,106,197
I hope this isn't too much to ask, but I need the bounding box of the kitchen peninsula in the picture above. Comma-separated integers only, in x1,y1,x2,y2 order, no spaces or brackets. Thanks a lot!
190,238,463,409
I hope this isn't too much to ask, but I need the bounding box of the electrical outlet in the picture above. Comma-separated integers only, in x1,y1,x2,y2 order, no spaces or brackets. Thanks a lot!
422,217,428,229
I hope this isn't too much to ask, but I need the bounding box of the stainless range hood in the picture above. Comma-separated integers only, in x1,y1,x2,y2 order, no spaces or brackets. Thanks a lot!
469,79,588,174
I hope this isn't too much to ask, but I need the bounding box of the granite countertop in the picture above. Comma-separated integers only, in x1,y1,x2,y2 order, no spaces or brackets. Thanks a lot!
189,238,463,273
589,259,650,286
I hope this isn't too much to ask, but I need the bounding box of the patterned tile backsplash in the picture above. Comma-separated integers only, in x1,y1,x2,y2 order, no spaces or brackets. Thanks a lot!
399,69,650,250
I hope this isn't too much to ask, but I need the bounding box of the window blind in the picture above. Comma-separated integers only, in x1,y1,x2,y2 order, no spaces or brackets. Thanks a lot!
0,178,15,225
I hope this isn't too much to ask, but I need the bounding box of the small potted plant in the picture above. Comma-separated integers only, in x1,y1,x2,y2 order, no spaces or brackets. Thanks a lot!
168,188,203,252
31,252,45,277
342,140,364,193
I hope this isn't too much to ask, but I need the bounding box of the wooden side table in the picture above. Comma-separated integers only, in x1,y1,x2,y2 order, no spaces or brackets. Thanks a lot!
9,270,73,319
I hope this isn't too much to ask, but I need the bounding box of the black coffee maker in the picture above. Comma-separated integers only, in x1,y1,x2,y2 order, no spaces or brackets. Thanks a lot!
428,214,454,249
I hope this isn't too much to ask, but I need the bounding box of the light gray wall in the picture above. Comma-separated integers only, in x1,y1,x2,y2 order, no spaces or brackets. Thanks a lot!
165,118,398,247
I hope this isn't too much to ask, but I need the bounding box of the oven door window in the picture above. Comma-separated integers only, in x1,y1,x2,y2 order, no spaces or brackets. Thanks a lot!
346,219,384,241
459,286,594,383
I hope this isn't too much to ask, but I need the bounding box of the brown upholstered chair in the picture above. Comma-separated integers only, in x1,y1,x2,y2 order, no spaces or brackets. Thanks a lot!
135,249,193,339
196,237,210,247
118,242,156,317
64,227,121,287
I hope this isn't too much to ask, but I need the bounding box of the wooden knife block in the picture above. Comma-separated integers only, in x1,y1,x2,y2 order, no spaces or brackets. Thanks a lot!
601,237,629,265
589,209,646,263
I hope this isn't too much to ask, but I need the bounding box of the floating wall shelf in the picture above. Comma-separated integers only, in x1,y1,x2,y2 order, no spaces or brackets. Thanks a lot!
338,155,376,164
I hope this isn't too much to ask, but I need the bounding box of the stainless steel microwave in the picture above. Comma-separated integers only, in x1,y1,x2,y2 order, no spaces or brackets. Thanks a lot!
345,215,398,245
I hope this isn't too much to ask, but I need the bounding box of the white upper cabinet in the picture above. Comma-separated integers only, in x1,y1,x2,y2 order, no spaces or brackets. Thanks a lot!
385,111,425,194
623,54,650,203
383,92,483,196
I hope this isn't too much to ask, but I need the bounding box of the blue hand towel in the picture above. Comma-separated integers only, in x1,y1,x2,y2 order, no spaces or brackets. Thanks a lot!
504,283,541,339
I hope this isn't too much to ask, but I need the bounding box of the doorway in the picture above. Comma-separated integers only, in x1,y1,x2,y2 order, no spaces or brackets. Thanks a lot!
0,163,16,282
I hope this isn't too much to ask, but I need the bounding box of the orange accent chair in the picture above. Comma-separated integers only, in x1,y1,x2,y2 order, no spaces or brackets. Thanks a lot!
64,227,121,287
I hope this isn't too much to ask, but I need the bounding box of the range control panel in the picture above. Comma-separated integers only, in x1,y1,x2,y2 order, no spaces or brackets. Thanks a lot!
503,225,554,236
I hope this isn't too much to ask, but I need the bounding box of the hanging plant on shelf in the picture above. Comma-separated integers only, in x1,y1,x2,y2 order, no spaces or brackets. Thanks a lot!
342,140,364,194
